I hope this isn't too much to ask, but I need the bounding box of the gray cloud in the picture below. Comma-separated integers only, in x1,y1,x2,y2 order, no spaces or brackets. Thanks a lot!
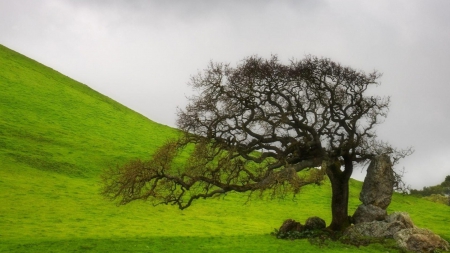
1,0,449,189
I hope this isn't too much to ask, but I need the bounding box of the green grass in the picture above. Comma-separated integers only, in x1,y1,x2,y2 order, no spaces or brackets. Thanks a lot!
0,44,177,178
0,44,449,252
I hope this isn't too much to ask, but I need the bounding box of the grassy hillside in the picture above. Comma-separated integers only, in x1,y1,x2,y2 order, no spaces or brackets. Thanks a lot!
0,44,448,252
0,44,178,178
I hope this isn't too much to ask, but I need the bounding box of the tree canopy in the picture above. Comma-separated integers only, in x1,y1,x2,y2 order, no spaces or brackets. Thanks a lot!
102,55,411,231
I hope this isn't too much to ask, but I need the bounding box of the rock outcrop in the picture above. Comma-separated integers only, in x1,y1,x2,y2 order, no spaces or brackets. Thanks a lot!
359,154,395,209
385,212,414,229
394,227,450,253
278,219,304,234
352,204,387,224
353,155,394,224
345,213,449,252
304,216,326,230
344,212,413,239
278,216,326,235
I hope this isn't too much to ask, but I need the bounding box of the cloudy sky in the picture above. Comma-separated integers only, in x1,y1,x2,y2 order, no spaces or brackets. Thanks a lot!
1,0,449,189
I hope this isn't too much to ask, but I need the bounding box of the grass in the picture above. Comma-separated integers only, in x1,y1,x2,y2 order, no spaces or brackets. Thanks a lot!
0,44,177,178
0,44,449,252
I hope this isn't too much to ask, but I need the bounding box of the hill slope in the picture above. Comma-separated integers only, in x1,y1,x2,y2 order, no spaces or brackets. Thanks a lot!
0,44,178,178
0,44,448,252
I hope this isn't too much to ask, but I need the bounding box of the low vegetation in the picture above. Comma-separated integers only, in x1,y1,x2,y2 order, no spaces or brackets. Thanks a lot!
411,175,450,206
423,194,450,205
0,44,448,252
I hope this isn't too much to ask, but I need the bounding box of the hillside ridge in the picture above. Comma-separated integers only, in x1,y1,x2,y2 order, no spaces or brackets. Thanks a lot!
0,44,178,177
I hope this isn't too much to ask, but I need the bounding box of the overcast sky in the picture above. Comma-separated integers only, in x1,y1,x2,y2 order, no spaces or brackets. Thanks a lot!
1,0,449,189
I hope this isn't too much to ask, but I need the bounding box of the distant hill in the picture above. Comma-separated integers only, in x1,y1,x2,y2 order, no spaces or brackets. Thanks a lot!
0,44,178,178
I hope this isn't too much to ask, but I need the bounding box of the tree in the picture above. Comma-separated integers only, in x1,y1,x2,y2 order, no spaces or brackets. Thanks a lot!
443,176,450,196
443,175,450,186
102,55,410,231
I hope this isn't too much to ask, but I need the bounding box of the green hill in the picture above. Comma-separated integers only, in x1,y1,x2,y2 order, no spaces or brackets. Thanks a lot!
0,44,448,252
0,44,178,178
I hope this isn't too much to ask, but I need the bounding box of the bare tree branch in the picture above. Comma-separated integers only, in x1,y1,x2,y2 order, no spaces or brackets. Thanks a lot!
101,55,412,231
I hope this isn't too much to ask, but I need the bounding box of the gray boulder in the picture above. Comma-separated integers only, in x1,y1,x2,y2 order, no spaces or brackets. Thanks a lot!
352,204,387,224
394,227,449,253
345,211,449,252
385,212,414,229
304,216,326,230
360,154,394,209
344,220,408,239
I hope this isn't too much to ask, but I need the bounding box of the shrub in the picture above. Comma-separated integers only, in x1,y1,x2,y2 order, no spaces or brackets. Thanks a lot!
423,194,450,206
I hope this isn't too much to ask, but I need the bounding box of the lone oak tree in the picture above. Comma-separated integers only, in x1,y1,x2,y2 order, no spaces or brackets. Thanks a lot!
102,55,407,231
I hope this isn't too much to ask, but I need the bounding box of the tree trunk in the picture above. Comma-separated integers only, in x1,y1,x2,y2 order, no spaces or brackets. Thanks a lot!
324,158,353,231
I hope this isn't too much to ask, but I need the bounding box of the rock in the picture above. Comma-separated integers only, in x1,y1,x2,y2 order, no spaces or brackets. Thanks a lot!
344,220,408,239
345,210,449,252
394,227,449,253
385,212,414,229
352,204,387,224
304,216,326,230
278,219,304,234
360,154,394,209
